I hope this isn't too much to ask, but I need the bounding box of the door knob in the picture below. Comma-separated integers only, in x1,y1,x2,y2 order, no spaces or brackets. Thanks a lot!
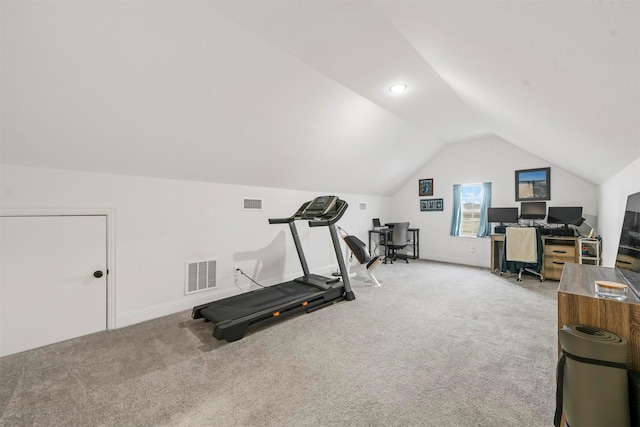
93,271,103,278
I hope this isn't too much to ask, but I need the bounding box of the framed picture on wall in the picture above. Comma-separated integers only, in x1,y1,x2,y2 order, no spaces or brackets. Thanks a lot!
420,198,443,212
515,167,550,201
419,178,433,196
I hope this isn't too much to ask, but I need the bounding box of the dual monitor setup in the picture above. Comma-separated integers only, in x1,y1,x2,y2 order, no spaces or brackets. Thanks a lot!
489,202,584,236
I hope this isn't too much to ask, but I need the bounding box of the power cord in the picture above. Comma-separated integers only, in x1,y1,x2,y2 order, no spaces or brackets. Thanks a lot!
235,268,266,293
338,226,350,236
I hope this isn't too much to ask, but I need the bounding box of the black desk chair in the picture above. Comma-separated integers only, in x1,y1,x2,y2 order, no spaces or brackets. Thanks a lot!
386,222,410,264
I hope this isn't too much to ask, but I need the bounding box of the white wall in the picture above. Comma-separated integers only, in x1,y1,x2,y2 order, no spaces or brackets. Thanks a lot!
1,165,391,327
388,134,599,267
3,149,633,330
599,156,640,267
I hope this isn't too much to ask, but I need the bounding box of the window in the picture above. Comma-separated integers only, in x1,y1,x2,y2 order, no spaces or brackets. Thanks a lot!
460,184,483,236
450,182,492,238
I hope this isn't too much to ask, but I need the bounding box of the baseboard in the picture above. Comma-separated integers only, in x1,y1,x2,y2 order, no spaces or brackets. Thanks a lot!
116,288,239,328
423,255,489,269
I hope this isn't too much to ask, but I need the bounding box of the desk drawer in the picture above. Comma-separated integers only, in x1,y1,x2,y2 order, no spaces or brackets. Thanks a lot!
544,259,574,280
544,244,576,259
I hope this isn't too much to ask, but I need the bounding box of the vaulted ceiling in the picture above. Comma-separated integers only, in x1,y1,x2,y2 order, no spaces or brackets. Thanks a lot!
1,1,638,196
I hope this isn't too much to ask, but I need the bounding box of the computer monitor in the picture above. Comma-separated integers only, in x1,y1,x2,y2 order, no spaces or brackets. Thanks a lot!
520,201,547,220
547,206,583,226
487,207,519,224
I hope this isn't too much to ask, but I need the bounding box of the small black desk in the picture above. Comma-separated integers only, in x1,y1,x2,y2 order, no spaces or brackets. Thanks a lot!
368,228,419,261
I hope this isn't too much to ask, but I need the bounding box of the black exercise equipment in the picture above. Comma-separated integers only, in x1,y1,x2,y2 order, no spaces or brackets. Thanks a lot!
192,196,355,342
343,235,382,286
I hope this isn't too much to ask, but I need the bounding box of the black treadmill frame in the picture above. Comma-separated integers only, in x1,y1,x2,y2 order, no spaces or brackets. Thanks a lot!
192,197,354,342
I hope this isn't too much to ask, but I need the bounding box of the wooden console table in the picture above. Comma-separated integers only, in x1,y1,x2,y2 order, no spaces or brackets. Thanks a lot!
557,263,640,371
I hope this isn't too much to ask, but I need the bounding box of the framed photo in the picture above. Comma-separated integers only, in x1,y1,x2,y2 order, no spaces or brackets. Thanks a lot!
420,198,443,212
419,178,433,196
515,167,550,201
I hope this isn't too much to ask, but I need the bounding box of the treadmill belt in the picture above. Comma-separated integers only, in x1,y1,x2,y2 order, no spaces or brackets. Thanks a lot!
200,281,321,322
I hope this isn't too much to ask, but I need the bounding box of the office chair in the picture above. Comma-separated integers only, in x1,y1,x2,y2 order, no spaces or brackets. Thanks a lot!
501,226,544,282
386,222,410,264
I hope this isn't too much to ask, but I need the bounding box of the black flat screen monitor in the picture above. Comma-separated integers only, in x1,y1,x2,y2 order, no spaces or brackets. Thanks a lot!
616,191,640,297
520,201,546,220
487,207,519,224
547,206,583,226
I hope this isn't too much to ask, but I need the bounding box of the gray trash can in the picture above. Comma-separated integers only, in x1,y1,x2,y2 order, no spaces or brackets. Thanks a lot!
555,324,629,427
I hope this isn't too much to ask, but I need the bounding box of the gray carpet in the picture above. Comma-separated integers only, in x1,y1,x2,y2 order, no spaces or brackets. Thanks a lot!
0,260,558,426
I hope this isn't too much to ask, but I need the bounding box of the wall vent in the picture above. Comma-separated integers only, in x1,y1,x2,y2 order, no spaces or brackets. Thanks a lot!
243,198,263,210
359,202,367,210
186,259,216,295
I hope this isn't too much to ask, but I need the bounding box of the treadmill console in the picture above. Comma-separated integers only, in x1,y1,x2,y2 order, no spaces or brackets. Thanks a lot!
301,196,338,219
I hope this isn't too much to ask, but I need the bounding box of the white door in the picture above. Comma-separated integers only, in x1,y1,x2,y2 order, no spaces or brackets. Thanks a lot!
0,215,107,356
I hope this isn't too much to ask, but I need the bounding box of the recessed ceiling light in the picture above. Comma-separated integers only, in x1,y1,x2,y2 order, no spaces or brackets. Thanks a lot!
389,84,407,94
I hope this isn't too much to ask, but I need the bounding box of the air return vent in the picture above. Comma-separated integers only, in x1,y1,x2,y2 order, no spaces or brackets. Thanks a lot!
243,198,263,210
359,202,367,210
186,260,216,295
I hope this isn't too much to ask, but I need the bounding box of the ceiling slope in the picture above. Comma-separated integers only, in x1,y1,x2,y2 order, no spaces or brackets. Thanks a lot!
378,0,640,184
1,1,638,196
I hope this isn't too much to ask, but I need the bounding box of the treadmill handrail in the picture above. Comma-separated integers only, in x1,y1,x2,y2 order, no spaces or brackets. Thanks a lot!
268,217,294,224
268,200,312,225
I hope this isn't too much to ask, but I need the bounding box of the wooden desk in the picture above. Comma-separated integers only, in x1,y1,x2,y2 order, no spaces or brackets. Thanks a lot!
490,233,578,280
558,263,640,371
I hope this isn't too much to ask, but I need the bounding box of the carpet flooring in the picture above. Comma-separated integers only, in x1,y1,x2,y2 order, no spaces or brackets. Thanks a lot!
0,260,558,426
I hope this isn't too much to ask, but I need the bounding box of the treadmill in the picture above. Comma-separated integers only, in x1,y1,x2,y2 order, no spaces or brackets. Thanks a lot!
192,196,355,342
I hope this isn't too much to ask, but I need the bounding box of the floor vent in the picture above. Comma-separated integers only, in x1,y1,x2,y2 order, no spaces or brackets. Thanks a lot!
186,259,216,294
243,198,263,210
